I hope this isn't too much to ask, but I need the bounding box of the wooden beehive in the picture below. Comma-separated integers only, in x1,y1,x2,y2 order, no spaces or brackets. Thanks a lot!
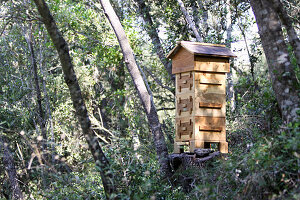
167,41,236,153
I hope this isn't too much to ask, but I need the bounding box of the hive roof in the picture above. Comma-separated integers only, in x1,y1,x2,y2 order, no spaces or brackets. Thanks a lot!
166,41,236,59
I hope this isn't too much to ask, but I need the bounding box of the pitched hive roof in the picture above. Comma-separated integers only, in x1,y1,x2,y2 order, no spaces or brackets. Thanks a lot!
166,41,236,58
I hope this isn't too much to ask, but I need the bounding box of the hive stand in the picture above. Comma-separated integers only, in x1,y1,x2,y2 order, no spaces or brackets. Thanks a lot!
167,41,236,154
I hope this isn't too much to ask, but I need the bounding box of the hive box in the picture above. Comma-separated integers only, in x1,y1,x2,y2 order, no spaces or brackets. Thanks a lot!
176,71,226,118
167,41,236,153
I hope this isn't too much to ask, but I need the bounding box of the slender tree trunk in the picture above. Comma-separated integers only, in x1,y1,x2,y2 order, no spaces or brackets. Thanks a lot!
197,0,208,38
250,0,299,123
237,22,255,81
39,35,55,160
99,0,172,177
225,0,236,113
177,0,202,42
191,1,201,31
271,0,300,66
232,0,255,80
32,0,116,198
134,0,174,82
25,25,47,150
0,136,24,200
243,32,255,81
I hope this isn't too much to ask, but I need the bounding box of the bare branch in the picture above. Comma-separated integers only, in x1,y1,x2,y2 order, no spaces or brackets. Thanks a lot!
143,67,175,95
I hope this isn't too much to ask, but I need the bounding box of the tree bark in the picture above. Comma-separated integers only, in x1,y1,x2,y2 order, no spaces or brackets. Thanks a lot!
270,0,300,67
250,0,299,123
99,0,172,177
177,0,203,42
197,0,208,38
0,136,24,200
32,0,116,198
134,0,174,83
225,0,236,113
191,1,201,31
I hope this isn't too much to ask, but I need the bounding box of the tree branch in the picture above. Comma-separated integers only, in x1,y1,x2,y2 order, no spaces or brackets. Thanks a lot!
143,67,175,95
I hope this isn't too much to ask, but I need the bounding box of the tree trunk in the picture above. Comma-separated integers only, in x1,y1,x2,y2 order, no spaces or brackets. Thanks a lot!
241,29,255,81
271,0,300,67
0,136,24,200
99,0,172,177
225,0,236,113
32,0,116,198
197,0,208,38
250,0,299,123
134,0,174,82
191,1,201,31
38,32,55,160
177,0,202,42
236,17,256,81
25,25,47,150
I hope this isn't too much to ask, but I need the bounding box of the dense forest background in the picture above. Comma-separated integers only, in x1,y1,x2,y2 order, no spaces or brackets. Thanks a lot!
0,0,299,199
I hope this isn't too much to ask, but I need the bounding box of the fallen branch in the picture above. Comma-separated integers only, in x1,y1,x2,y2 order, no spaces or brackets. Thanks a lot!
169,149,220,171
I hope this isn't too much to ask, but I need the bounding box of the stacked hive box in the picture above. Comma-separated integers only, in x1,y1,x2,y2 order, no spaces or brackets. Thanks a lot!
167,41,236,153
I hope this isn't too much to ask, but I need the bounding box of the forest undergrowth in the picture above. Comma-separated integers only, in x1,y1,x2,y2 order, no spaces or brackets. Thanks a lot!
6,69,297,200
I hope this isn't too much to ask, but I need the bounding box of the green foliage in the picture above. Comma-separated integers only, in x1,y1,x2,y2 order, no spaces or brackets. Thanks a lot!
44,168,105,199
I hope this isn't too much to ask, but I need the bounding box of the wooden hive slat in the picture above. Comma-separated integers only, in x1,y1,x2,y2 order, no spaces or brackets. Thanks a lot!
176,72,226,93
195,84,226,95
194,116,225,131
176,93,226,118
195,130,226,142
175,116,226,142
195,72,226,85
194,56,230,73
